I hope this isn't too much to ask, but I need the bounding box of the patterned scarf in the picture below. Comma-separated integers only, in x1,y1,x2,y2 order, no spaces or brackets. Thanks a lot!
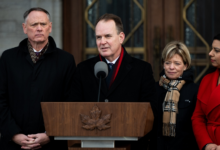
27,40,49,63
159,75,185,137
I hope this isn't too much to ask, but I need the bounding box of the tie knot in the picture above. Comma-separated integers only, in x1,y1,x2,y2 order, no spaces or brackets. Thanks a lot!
108,63,114,70
35,52,40,56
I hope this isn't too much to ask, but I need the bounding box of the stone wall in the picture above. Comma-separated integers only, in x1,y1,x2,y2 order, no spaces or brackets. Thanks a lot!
0,0,62,55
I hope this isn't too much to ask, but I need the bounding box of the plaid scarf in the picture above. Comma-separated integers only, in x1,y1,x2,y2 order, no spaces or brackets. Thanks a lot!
27,40,49,63
159,75,185,137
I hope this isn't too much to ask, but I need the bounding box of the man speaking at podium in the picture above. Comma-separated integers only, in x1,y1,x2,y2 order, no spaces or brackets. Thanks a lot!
70,13,156,149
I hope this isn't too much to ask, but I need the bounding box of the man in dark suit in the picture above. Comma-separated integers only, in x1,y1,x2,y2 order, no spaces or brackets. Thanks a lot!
0,7,75,150
70,14,156,149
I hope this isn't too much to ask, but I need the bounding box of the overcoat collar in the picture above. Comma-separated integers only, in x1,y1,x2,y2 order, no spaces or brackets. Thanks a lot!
107,49,132,96
198,69,220,116
18,36,57,66
19,36,57,54
92,46,133,97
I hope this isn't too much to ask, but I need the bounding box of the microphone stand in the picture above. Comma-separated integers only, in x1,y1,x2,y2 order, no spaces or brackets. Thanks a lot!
97,76,102,102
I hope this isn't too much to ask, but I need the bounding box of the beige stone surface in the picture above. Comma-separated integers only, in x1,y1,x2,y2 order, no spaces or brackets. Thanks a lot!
0,0,62,55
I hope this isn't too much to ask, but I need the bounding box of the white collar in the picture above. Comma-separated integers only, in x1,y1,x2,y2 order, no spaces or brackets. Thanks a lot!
105,56,120,64
33,48,43,52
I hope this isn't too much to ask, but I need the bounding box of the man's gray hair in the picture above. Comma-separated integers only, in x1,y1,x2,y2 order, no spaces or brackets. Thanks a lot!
23,7,50,23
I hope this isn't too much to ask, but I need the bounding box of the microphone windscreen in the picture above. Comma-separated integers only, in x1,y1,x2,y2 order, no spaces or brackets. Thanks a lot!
94,61,108,79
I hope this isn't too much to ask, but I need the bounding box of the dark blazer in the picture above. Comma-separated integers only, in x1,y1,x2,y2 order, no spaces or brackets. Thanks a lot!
0,36,76,150
154,69,199,150
69,48,156,150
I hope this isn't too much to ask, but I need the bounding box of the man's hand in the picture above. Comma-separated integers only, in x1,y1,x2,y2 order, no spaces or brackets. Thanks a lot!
205,144,218,150
27,133,50,147
12,134,41,149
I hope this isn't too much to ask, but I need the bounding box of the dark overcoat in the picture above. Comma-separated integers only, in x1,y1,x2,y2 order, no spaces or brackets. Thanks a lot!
0,36,76,150
69,48,157,149
153,69,199,150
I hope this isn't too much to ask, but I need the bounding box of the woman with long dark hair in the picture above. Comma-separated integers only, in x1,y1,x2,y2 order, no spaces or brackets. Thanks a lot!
192,34,220,150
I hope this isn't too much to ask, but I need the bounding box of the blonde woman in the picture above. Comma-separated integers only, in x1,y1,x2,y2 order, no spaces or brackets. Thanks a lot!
155,41,199,150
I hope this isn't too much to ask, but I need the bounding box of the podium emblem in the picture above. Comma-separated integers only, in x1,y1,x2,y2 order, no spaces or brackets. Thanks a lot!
80,105,111,131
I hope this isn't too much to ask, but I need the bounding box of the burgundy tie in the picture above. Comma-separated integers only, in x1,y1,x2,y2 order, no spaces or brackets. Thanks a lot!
35,52,40,56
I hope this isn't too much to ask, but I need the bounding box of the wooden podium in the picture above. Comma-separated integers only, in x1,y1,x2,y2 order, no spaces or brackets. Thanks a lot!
41,102,154,150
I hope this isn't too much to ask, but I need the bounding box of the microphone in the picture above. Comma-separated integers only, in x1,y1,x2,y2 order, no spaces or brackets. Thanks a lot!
94,61,108,79
94,61,108,102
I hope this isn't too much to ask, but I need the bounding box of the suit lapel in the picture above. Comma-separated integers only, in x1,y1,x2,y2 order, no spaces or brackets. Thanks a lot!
20,43,34,67
107,53,133,97
25,52,34,67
